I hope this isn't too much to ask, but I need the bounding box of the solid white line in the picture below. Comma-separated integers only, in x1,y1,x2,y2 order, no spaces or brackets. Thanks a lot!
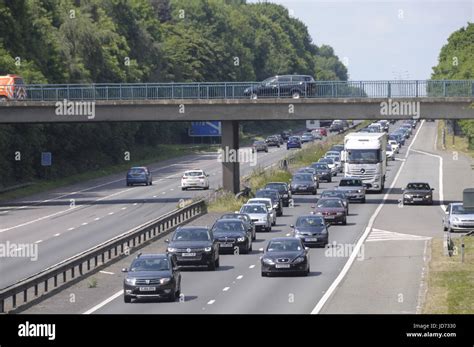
83,290,123,314
223,287,230,292
311,120,426,314
207,300,215,305
99,271,115,275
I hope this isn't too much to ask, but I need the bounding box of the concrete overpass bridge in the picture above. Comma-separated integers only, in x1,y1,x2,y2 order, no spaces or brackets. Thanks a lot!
1,80,473,192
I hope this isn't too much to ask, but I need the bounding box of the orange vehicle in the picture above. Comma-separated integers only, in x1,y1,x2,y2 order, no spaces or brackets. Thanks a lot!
0,74,26,101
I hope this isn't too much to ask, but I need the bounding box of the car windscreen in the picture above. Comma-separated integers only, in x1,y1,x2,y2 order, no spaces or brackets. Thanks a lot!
452,205,474,215
212,221,245,232
265,183,285,192
249,200,271,208
267,239,302,252
311,164,329,170
317,199,343,208
347,149,381,164
339,179,362,187
172,229,210,241
406,183,430,190
130,258,170,272
241,205,266,214
321,191,345,198
292,174,312,182
296,216,324,227
256,191,278,200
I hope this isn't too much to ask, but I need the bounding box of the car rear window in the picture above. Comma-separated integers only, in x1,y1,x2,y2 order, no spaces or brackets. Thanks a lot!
185,171,203,177
129,168,146,174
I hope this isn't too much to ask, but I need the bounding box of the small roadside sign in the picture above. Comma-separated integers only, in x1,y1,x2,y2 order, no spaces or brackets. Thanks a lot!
41,152,52,166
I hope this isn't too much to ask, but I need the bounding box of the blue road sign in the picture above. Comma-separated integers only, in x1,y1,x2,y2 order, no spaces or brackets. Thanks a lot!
41,152,52,166
189,122,222,137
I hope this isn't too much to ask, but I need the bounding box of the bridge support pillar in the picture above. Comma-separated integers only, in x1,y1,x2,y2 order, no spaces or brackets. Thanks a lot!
221,120,240,194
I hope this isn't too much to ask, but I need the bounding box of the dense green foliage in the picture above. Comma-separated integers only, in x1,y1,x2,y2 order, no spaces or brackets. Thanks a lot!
0,0,347,187
431,23,474,149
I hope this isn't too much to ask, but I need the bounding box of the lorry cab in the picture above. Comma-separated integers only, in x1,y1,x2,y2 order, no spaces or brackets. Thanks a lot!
0,74,26,101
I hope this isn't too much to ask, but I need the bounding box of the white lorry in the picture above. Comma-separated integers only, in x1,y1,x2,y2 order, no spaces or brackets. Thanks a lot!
341,132,387,193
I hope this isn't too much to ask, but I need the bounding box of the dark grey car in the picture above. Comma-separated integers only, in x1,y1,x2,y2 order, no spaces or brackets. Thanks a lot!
291,215,329,248
402,182,434,205
290,173,317,195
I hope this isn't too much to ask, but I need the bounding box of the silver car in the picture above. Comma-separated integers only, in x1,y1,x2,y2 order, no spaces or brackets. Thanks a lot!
247,198,277,226
336,177,366,203
239,204,272,232
443,203,474,232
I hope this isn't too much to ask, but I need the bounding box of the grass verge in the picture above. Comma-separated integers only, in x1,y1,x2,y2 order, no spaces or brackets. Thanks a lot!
0,144,213,203
423,237,474,313
437,120,474,158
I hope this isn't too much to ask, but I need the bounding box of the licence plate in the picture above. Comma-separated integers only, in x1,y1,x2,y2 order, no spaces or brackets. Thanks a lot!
182,252,196,257
325,216,335,219
139,287,156,292
298,187,307,190
413,198,423,201
305,237,318,242
220,243,233,247
275,264,290,268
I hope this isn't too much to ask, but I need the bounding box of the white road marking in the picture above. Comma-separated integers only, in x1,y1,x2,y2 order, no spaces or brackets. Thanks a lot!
170,188,174,191
236,275,243,280
54,233,61,237
249,265,255,269
121,207,127,210
162,192,166,195
286,233,291,236
153,196,157,198
67,227,75,231
311,120,426,314
108,212,114,215
223,287,230,292
83,290,123,314
366,228,431,242
99,271,115,275
133,203,138,206
35,240,43,244
258,248,264,252
81,222,88,226
94,217,101,221
207,300,215,305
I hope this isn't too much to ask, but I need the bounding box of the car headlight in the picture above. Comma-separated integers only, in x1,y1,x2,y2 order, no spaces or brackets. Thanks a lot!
159,277,171,285
167,247,177,252
283,194,288,198
453,217,460,222
357,189,362,193
294,229,301,234
315,212,322,215
336,212,344,215
237,237,245,242
125,278,136,285
293,256,305,264
262,258,275,265
425,195,431,198
273,204,278,209
204,246,212,252
404,194,412,198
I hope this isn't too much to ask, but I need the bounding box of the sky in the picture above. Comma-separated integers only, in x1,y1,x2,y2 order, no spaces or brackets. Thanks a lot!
249,0,473,80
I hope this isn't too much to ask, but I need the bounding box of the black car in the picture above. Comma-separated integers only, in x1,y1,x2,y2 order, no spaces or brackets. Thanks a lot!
295,167,320,188
256,188,283,216
290,173,317,195
261,237,310,277
219,213,256,241
281,131,292,141
320,190,349,214
265,182,292,207
291,215,329,248
166,226,220,270
402,182,434,205
211,219,253,254
122,253,181,303
329,123,344,133
265,135,281,147
275,134,284,145
243,75,315,99
310,162,332,182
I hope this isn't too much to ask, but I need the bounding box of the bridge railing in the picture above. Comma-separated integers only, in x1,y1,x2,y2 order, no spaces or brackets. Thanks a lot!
1,80,473,102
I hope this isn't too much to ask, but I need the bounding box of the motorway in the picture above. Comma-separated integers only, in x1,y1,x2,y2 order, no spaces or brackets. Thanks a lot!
23,120,467,315
0,134,312,289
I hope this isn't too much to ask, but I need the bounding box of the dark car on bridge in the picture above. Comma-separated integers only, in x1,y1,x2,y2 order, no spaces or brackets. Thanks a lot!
265,135,281,147
256,188,283,216
313,197,347,225
261,237,310,277
243,75,315,99
310,162,332,182
290,173,317,195
402,182,434,205
126,166,153,186
218,213,256,241
122,253,181,303
265,182,292,207
166,226,220,270
291,215,329,248
287,136,302,149
210,219,253,254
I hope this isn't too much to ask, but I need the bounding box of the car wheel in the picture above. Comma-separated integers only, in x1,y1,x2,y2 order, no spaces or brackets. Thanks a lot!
215,256,220,268
361,197,366,203
150,180,153,185
126,183,130,187
272,220,276,226
252,232,256,241
204,185,210,190
266,226,271,232
265,149,268,153
342,217,347,225
208,259,216,271
261,271,267,277
328,177,332,183
312,189,316,195
124,295,132,303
